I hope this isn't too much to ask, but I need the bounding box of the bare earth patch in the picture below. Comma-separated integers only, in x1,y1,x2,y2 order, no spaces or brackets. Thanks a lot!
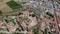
0,0,13,14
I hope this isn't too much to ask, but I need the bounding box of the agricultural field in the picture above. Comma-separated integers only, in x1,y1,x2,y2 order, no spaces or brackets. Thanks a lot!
7,0,22,10
0,0,23,15
0,0,13,15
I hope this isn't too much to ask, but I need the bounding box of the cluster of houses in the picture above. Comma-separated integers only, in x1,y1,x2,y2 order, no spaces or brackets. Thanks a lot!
0,10,40,34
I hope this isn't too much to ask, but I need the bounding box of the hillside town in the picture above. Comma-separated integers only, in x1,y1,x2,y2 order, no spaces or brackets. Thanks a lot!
0,0,60,34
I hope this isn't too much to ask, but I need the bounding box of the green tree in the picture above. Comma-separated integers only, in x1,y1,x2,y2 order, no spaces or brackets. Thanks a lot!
44,28,48,34
0,10,3,15
46,12,54,18
32,27,39,34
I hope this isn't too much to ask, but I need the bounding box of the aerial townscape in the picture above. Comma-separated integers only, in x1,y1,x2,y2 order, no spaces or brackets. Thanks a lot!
0,0,60,34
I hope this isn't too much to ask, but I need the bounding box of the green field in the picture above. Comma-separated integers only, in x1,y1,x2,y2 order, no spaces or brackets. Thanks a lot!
7,1,22,10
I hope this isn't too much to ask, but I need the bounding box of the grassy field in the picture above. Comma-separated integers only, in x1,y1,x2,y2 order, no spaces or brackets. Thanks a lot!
7,0,22,10
0,0,13,14
0,0,22,15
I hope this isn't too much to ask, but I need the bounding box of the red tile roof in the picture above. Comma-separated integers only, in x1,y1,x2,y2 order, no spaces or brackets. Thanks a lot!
41,14,59,33
0,22,4,28
6,23,16,32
